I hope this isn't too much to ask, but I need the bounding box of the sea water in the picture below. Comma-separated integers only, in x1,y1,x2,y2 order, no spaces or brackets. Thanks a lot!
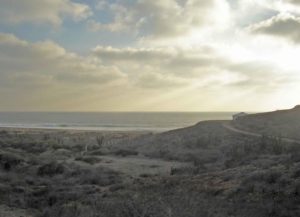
0,112,235,132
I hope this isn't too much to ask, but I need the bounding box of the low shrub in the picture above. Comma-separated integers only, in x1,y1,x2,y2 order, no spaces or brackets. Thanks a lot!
89,150,105,156
37,162,65,177
75,156,102,165
292,168,300,178
113,149,138,157
0,152,23,171
79,167,120,187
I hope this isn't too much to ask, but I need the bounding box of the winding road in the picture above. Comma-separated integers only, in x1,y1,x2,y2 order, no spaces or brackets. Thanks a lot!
222,122,300,145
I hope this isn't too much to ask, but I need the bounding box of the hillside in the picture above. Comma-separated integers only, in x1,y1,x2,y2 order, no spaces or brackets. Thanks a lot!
233,105,300,140
1,108,300,217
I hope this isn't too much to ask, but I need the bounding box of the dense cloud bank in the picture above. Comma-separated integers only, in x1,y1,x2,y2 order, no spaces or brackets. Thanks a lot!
0,0,299,110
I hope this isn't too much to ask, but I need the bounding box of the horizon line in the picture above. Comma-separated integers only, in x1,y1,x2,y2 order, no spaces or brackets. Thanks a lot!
0,110,264,113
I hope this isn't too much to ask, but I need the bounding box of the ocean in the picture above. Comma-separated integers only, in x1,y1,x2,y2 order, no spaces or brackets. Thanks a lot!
0,112,235,132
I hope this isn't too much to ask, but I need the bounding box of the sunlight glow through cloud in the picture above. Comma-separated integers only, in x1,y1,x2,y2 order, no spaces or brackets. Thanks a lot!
0,0,299,111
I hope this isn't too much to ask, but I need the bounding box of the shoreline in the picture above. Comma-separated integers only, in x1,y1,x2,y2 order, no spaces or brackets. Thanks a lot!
0,112,234,134
0,126,161,133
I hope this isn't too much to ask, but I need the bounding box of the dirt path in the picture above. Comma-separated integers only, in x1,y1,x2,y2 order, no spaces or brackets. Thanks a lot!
98,155,191,177
223,122,300,144
68,154,191,178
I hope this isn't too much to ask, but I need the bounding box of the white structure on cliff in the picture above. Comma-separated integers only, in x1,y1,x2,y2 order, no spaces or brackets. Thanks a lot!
232,112,248,121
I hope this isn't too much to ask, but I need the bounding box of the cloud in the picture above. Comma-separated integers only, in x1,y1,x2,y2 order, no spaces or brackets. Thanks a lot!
230,0,278,27
0,0,92,26
87,2,133,32
88,0,230,39
1,1,300,111
92,46,226,79
93,46,176,62
0,33,125,90
134,72,189,88
285,0,300,6
248,13,300,43
92,46,192,88
225,60,296,89
0,31,294,94
87,19,127,32
0,32,297,111
92,44,293,92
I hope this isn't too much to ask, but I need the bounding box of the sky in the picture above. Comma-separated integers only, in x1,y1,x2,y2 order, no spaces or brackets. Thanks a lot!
0,0,300,112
